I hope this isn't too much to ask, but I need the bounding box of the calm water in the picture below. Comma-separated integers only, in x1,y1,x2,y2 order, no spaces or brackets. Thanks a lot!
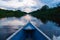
39,21,60,39
0,21,60,40
0,26,18,40
0,16,60,40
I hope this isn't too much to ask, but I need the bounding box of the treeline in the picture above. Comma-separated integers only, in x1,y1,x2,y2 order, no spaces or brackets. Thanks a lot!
0,9,26,18
30,5,60,25
0,4,60,25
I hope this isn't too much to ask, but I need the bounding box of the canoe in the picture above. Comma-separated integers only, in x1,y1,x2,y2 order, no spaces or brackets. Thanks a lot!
7,22,51,40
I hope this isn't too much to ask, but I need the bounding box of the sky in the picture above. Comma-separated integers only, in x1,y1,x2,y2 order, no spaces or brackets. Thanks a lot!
0,0,60,13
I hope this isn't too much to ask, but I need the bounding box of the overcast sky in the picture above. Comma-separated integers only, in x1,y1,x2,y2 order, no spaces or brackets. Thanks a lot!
0,0,60,13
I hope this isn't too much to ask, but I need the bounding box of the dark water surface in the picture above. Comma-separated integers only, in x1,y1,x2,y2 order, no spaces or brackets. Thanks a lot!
0,26,18,40
0,21,60,40
0,16,60,40
39,21,60,39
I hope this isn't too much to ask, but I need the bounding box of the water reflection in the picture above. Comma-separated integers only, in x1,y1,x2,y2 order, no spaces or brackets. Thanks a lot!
0,15,60,40
40,21,60,39
0,17,27,40
0,26,17,40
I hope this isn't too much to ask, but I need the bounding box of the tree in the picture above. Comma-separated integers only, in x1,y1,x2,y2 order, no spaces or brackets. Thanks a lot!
40,5,49,11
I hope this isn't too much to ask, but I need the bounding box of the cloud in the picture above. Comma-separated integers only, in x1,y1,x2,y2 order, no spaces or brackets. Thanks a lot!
0,15,43,27
0,18,26,26
49,0,60,7
0,0,59,12
52,0,60,3
41,0,60,8
0,0,44,13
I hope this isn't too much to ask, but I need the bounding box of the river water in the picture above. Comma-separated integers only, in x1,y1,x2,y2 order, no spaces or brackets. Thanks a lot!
0,15,60,40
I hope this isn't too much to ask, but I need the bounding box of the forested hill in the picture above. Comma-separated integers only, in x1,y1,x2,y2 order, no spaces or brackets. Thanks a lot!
30,5,60,25
0,9,26,18
0,5,60,19
30,5,60,18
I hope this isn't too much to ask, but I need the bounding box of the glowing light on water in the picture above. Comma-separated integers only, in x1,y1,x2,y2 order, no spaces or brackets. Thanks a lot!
24,14,31,21
0,14,43,28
